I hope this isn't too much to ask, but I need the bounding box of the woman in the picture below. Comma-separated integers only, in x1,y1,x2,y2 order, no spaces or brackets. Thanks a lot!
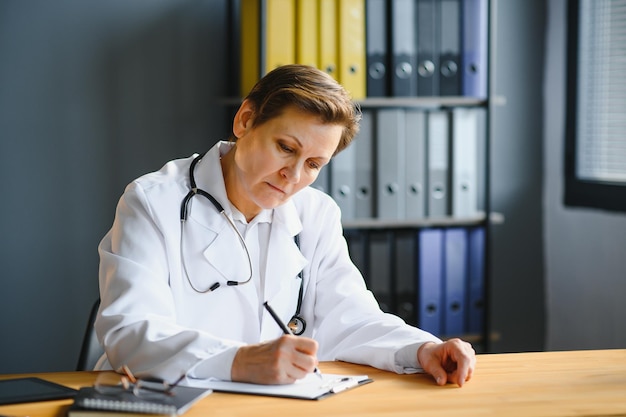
95,64,475,387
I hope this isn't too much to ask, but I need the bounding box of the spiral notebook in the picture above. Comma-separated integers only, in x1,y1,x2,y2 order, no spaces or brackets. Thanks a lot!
67,385,212,417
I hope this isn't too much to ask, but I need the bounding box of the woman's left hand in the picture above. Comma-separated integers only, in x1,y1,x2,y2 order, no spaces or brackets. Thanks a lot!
417,338,476,387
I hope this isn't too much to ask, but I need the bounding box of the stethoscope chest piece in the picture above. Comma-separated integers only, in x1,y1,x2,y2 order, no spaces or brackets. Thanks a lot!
288,315,306,336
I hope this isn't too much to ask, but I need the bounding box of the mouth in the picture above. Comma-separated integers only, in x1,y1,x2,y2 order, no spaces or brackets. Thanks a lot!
266,182,286,194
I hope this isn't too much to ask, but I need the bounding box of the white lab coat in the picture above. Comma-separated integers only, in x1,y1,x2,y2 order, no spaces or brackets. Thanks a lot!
96,141,440,382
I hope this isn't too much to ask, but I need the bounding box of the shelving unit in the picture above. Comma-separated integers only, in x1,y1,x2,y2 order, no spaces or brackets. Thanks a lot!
228,0,497,352
357,97,487,109
343,214,486,230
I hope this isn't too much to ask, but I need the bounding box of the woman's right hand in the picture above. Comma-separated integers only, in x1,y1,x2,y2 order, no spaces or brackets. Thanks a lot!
231,335,319,384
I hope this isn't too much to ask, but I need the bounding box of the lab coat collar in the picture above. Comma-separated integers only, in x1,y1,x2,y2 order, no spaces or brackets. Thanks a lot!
191,141,308,335
191,142,233,226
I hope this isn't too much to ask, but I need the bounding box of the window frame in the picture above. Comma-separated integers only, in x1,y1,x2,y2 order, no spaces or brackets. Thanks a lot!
564,0,626,213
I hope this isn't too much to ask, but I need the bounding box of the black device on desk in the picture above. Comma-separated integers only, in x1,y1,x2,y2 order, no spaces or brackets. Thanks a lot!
0,377,77,405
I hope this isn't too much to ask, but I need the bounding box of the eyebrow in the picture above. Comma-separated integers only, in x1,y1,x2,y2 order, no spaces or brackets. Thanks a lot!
287,135,303,148
284,135,332,163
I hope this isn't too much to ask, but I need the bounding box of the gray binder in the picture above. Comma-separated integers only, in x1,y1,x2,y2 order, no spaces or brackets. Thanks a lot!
395,231,417,326
427,110,450,217
376,108,406,219
439,0,461,96
331,139,357,221
369,231,393,313
355,110,374,219
475,107,487,213
390,0,417,96
405,109,427,219
416,0,440,96
345,229,368,279
366,0,388,97
311,165,330,194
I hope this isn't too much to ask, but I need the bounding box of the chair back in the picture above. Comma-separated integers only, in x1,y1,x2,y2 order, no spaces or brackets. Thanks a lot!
76,298,104,371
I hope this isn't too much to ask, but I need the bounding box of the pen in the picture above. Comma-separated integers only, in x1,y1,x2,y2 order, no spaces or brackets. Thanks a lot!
263,301,323,380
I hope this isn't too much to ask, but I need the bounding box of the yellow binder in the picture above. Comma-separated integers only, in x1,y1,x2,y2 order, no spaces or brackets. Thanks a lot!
338,0,366,99
319,0,338,80
265,0,296,73
240,0,296,98
240,0,261,97
296,0,319,68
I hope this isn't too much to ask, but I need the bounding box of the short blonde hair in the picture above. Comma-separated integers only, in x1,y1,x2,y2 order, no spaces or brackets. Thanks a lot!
241,64,361,155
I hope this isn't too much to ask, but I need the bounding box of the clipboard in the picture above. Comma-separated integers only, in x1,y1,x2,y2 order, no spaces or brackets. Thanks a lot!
198,373,372,400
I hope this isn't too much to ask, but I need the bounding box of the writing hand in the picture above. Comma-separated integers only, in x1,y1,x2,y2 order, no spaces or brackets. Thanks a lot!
417,338,476,387
231,335,319,384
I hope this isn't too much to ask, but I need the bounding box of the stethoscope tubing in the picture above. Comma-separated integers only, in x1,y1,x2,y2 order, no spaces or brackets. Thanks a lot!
178,152,307,334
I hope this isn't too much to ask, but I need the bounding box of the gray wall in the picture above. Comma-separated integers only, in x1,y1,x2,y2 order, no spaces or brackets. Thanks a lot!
0,0,229,373
543,0,626,350
488,0,547,352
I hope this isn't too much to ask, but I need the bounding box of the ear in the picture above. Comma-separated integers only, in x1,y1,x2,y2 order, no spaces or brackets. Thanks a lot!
232,99,255,139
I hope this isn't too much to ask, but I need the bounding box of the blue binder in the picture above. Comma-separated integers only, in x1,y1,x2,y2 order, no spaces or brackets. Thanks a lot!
443,227,468,336
418,228,444,336
461,0,488,98
467,226,485,334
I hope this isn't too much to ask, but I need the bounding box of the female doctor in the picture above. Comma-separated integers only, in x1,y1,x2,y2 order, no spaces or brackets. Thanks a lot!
95,64,475,387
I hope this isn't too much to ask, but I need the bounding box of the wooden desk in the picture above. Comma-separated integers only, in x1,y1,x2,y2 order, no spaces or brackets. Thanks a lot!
1,349,625,417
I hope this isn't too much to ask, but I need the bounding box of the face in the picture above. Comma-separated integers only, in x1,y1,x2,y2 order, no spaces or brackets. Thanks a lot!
225,103,343,220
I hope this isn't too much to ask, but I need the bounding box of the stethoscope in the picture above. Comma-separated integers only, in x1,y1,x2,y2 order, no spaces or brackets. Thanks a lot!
179,152,307,335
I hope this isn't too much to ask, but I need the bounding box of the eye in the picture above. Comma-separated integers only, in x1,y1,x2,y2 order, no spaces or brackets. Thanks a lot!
307,160,321,170
279,142,294,153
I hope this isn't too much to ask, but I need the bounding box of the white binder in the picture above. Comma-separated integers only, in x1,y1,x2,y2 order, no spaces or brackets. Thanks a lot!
451,107,479,217
427,110,450,217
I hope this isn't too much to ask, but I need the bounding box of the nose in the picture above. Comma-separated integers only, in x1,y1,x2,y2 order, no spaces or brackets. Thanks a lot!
280,161,302,184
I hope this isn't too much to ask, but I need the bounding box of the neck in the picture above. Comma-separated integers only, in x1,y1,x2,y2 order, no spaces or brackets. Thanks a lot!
220,145,260,222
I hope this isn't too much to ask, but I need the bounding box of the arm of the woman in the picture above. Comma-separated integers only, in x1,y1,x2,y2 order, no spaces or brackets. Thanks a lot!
305,197,475,384
96,181,244,382
305,198,442,373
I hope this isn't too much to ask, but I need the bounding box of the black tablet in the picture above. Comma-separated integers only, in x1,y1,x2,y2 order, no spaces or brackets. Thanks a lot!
0,377,77,405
